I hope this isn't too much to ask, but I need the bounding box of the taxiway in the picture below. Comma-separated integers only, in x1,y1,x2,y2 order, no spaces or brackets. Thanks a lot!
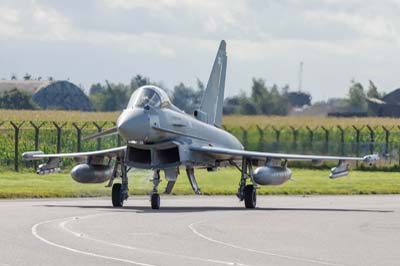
0,195,398,266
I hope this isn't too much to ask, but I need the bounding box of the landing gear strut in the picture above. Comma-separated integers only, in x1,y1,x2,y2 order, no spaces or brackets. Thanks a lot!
110,157,129,207
150,170,161,209
236,158,257,209
186,167,201,195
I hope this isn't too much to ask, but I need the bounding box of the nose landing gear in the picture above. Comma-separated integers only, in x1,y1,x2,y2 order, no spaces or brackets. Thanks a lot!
150,170,161,209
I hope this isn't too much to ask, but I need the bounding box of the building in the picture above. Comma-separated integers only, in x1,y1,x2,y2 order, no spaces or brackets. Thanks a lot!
0,80,93,111
367,88,400,117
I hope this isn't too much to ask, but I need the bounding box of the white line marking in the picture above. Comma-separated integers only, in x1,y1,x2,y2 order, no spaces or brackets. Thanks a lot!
188,221,356,266
0,263,12,266
128,233,160,236
59,215,254,266
32,215,158,266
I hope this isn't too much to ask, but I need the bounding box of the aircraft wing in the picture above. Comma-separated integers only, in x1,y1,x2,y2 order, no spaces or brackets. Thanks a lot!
190,145,378,163
22,146,126,161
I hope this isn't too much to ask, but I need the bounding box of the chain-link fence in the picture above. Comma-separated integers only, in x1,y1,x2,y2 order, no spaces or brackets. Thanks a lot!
1,121,399,171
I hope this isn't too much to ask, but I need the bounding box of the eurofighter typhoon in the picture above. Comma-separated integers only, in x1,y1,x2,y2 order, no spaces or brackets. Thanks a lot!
23,41,378,209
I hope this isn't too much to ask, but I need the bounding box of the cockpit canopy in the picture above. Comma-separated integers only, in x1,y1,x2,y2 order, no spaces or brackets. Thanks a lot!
128,86,170,109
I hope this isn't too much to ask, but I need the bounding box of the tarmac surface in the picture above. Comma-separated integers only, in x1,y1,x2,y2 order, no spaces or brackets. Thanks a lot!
0,195,399,266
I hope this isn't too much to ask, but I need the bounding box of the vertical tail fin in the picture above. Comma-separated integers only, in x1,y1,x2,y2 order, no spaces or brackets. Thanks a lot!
199,40,227,127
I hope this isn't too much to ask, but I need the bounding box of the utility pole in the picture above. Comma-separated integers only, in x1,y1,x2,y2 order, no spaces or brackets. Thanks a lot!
298,61,303,91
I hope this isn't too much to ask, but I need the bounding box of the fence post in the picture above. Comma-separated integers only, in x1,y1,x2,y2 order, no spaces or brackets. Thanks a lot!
256,125,267,151
112,122,122,146
306,126,317,151
30,121,46,169
240,127,248,148
337,126,346,156
93,122,107,150
290,126,299,151
321,126,330,154
366,125,375,154
10,121,25,172
30,122,46,151
72,122,88,152
382,126,392,158
352,126,363,168
272,126,282,151
52,122,67,153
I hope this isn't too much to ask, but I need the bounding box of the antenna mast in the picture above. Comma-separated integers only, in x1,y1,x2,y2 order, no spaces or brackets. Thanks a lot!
298,61,303,91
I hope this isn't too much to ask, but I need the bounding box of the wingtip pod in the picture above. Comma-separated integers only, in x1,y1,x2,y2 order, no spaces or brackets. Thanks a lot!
363,154,380,164
22,151,44,161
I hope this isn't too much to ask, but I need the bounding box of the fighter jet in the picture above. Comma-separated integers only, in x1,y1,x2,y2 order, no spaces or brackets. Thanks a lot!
23,40,378,209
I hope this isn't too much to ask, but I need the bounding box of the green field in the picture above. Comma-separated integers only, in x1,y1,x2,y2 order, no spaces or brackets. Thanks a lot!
2,111,400,171
1,167,400,199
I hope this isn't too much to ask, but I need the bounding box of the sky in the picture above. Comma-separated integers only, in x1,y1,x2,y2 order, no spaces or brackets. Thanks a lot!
1,0,400,102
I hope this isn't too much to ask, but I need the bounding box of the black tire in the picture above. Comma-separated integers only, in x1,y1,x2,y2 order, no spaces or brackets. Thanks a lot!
244,185,256,209
151,193,160,209
112,183,123,207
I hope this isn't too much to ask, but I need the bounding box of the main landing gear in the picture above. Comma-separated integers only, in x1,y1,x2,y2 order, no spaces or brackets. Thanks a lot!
109,157,129,207
149,168,201,210
235,158,257,209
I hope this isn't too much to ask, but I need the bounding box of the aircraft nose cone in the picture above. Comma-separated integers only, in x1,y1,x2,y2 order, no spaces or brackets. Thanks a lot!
117,109,149,141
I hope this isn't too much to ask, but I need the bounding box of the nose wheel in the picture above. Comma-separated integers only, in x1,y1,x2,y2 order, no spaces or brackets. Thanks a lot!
150,170,161,209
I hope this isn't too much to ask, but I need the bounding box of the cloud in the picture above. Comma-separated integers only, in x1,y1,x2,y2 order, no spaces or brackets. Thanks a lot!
102,0,246,34
0,6,22,37
303,9,400,43
0,3,176,57
1,0,400,100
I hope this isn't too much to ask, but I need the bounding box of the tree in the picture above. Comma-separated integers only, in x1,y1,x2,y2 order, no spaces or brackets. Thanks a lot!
347,81,367,112
223,96,241,114
239,93,257,115
130,74,149,92
171,83,202,114
89,83,106,95
248,78,289,115
89,81,130,111
0,88,37,109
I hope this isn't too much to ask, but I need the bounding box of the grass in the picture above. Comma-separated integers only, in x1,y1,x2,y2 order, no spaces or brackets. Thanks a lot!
1,167,400,199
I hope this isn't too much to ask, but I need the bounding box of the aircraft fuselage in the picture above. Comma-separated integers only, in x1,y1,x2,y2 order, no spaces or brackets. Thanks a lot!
116,90,243,170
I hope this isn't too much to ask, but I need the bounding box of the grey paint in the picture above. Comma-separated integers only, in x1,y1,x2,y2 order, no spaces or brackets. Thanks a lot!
22,40,376,190
70,164,113,183
200,40,227,126
253,166,292,185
